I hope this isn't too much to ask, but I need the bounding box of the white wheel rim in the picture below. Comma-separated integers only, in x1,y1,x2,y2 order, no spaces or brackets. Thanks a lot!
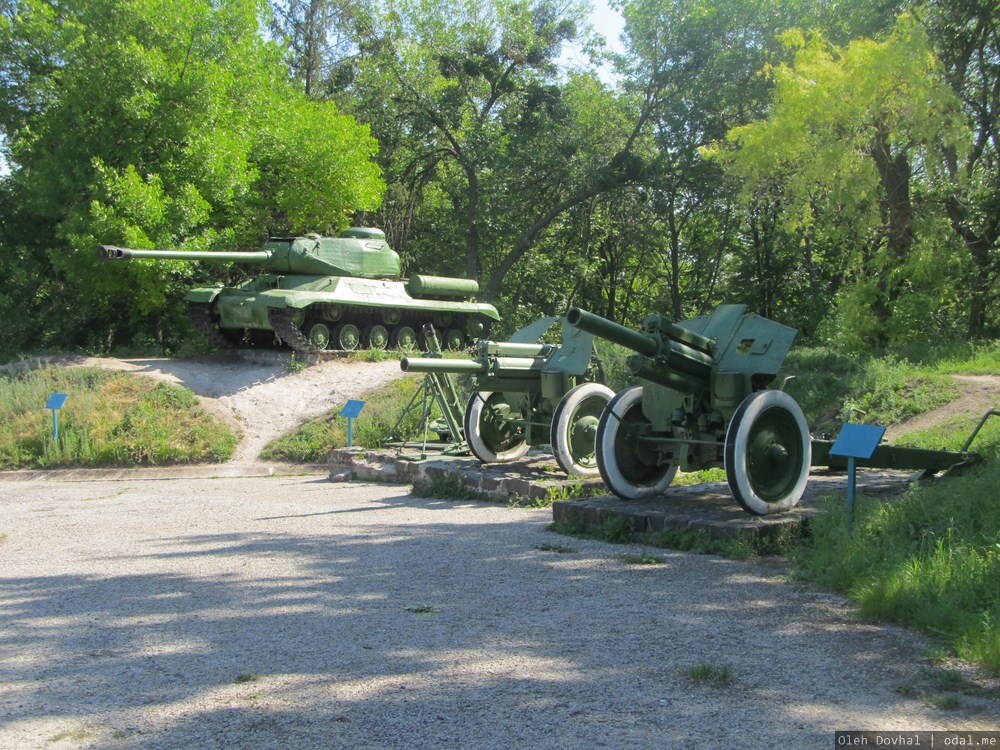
551,382,614,476
724,390,811,514
596,386,678,499
464,391,530,463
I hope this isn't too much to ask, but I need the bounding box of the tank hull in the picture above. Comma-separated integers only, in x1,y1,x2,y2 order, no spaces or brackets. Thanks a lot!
187,273,499,353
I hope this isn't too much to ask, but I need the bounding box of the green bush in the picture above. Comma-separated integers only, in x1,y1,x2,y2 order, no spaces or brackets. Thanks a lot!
794,450,1000,673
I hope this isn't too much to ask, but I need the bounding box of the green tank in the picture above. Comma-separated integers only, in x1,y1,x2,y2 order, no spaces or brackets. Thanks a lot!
99,228,500,354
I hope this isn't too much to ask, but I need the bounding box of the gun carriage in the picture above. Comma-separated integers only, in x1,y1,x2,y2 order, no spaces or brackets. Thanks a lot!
400,317,613,476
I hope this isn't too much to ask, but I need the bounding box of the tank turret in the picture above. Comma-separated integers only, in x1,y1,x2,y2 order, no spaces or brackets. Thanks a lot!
99,228,498,354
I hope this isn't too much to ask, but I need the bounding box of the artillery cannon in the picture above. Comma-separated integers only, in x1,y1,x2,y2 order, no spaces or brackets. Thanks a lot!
567,305,987,515
566,305,809,514
400,317,613,476
99,228,499,355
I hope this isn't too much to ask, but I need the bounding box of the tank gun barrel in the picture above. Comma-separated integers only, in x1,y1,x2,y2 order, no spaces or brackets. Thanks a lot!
99,245,273,263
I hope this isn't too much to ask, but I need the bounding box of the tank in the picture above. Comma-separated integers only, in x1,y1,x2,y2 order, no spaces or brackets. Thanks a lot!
99,228,500,354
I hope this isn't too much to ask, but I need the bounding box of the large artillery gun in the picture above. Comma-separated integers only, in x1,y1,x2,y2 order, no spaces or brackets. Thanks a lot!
567,304,808,514
400,317,613,476
567,305,985,515
99,228,499,356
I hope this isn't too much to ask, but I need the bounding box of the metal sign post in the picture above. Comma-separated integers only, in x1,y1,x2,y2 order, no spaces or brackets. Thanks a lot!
45,393,69,442
341,400,366,447
829,423,886,532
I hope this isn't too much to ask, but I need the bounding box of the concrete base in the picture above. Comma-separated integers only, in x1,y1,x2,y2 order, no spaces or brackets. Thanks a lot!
551,469,914,544
328,447,917,542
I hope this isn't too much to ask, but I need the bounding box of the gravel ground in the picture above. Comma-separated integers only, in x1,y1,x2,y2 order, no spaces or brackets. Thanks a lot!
2,474,998,750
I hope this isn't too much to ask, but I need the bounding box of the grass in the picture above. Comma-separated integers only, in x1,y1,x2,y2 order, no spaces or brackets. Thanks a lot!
261,373,431,461
684,662,733,687
792,447,1000,674
405,604,440,615
0,366,239,469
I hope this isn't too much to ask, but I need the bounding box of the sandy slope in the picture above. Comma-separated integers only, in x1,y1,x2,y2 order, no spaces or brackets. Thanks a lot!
53,353,408,463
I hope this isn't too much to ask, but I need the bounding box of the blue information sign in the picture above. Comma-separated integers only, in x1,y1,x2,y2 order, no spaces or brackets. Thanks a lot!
341,400,366,447
45,393,69,411
45,392,69,441
830,423,885,460
341,400,366,419
830,423,886,532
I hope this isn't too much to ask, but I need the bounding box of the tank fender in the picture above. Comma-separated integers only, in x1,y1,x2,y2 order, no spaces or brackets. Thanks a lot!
184,286,223,303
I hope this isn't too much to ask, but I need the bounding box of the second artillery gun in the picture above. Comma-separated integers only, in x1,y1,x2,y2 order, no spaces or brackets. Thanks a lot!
567,305,984,515
400,317,614,476
566,304,809,514
99,228,500,356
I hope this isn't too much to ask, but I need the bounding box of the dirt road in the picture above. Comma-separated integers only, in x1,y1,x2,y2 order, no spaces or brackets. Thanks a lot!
1,474,997,750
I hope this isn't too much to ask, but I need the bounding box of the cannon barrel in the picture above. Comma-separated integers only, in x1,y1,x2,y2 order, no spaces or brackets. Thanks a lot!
567,306,718,391
401,355,551,375
401,357,488,374
99,245,273,263
566,308,659,357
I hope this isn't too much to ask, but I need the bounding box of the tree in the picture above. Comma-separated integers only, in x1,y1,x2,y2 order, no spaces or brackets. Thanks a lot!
924,0,1000,337
0,0,384,352
328,0,654,314
709,14,970,348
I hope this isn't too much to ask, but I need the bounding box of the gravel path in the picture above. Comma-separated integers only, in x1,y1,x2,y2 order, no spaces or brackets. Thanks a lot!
1,474,997,750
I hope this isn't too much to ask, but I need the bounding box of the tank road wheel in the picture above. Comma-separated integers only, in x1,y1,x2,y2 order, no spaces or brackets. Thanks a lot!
380,308,402,326
551,383,614,477
596,386,678,499
464,391,530,463
306,322,331,351
390,325,419,351
443,328,466,351
363,323,390,351
724,390,811,515
332,322,361,351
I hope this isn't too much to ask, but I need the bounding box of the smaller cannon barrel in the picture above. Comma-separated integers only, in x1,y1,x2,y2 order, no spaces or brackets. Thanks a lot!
99,245,273,263
477,341,556,358
401,357,488,374
401,355,551,375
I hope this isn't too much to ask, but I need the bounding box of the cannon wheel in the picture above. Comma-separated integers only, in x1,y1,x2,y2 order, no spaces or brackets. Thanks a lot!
724,390,811,515
551,383,614,476
596,386,678,499
464,391,530,463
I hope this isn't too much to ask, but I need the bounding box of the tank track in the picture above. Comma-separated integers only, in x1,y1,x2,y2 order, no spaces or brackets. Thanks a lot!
268,307,321,356
187,302,234,350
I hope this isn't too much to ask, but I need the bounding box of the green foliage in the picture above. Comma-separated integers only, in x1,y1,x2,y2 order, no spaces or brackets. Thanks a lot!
710,13,972,349
0,0,383,354
793,409,1000,674
781,347,964,434
685,662,733,687
0,366,238,468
